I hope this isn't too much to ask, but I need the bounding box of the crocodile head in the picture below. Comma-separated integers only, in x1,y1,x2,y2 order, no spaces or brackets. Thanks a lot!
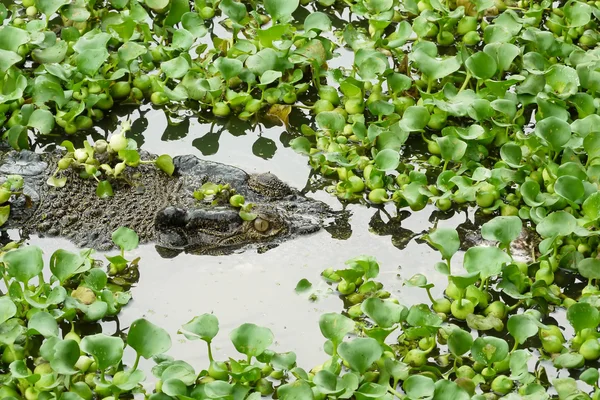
153,194,328,256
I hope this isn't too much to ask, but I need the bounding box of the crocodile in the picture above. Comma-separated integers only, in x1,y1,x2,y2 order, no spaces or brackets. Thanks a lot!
0,150,339,257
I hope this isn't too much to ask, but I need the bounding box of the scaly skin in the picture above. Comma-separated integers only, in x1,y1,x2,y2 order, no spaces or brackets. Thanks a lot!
0,150,335,256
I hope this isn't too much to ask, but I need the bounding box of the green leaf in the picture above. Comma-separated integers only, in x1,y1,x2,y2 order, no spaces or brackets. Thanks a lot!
465,52,497,80
436,136,467,162
81,334,124,370
0,205,9,227
535,117,571,152
304,12,331,32
112,226,139,251
400,106,430,131
230,323,273,358
27,109,54,134
28,311,59,338
373,149,400,171
448,328,473,357
182,12,207,38
481,216,522,245
412,49,461,80
564,0,591,27
338,337,382,374
179,314,219,342
34,0,68,16
578,258,600,280
583,192,600,220
290,137,311,155
403,375,435,399
49,249,86,283
50,339,80,375
218,0,247,22
0,297,17,324
554,175,585,203
500,142,522,168
536,211,577,238
316,111,345,132
215,57,244,80
464,246,511,279
433,380,471,400
3,246,43,283
0,49,21,72
277,380,314,399
295,278,312,293
127,318,172,359
164,0,190,26
507,314,539,345
319,312,355,345
471,336,509,366
264,0,299,21
567,302,600,333
246,48,278,76
425,228,460,260
76,49,109,76
361,298,405,328
161,56,190,79
96,181,114,198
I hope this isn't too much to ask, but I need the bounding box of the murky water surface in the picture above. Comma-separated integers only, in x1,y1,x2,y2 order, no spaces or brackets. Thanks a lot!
25,106,475,372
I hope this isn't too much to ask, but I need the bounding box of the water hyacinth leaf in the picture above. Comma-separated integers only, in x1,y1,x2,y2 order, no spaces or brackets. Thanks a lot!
536,211,577,238
118,42,147,62
112,226,139,251
554,175,585,203
368,100,395,117
161,56,190,79
535,117,571,151
465,52,497,80
500,142,522,168
218,0,246,22
507,314,539,345
374,149,400,171
481,216,522,245
564,0,591,27
179,314,219,342
400,106,430,131
583,192,600,220
96,181,114,198
464,246,511,279
0,297,16,324
577,258,600,280
412,49,461,81
215,57,243,81
554,352,585,369
448,328,473,357
51,339,80,375
437,136,467,162
0,49,21,72
3,245,43,283
425,228,460,260
264,0,299,21
567,302,600,332
182,12,208,38
49,249,86,283
277,380,314,399
319,312,355,344
295,278,312,293
403,375,435,399
290,137,311,155
246,48,278,76
34,0,68,16
361,298,405,328
471,336,509,365
304,12,332,33
338,337,382,374
81,334,124,370
316,111,345,132
155,154,175,176
127,318,172,359
230,323,273,358
28,311,59,338
433,380,471,400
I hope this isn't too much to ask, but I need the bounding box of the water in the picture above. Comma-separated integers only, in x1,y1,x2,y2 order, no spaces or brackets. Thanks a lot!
22,106,456,373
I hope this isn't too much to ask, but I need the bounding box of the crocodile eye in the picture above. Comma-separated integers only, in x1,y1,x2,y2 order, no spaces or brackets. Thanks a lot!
254,218,269,232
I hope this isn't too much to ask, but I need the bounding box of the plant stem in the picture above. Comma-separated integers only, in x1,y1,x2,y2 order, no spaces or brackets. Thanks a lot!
207,341,214,363
131,353,141,371
459,72,471,92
